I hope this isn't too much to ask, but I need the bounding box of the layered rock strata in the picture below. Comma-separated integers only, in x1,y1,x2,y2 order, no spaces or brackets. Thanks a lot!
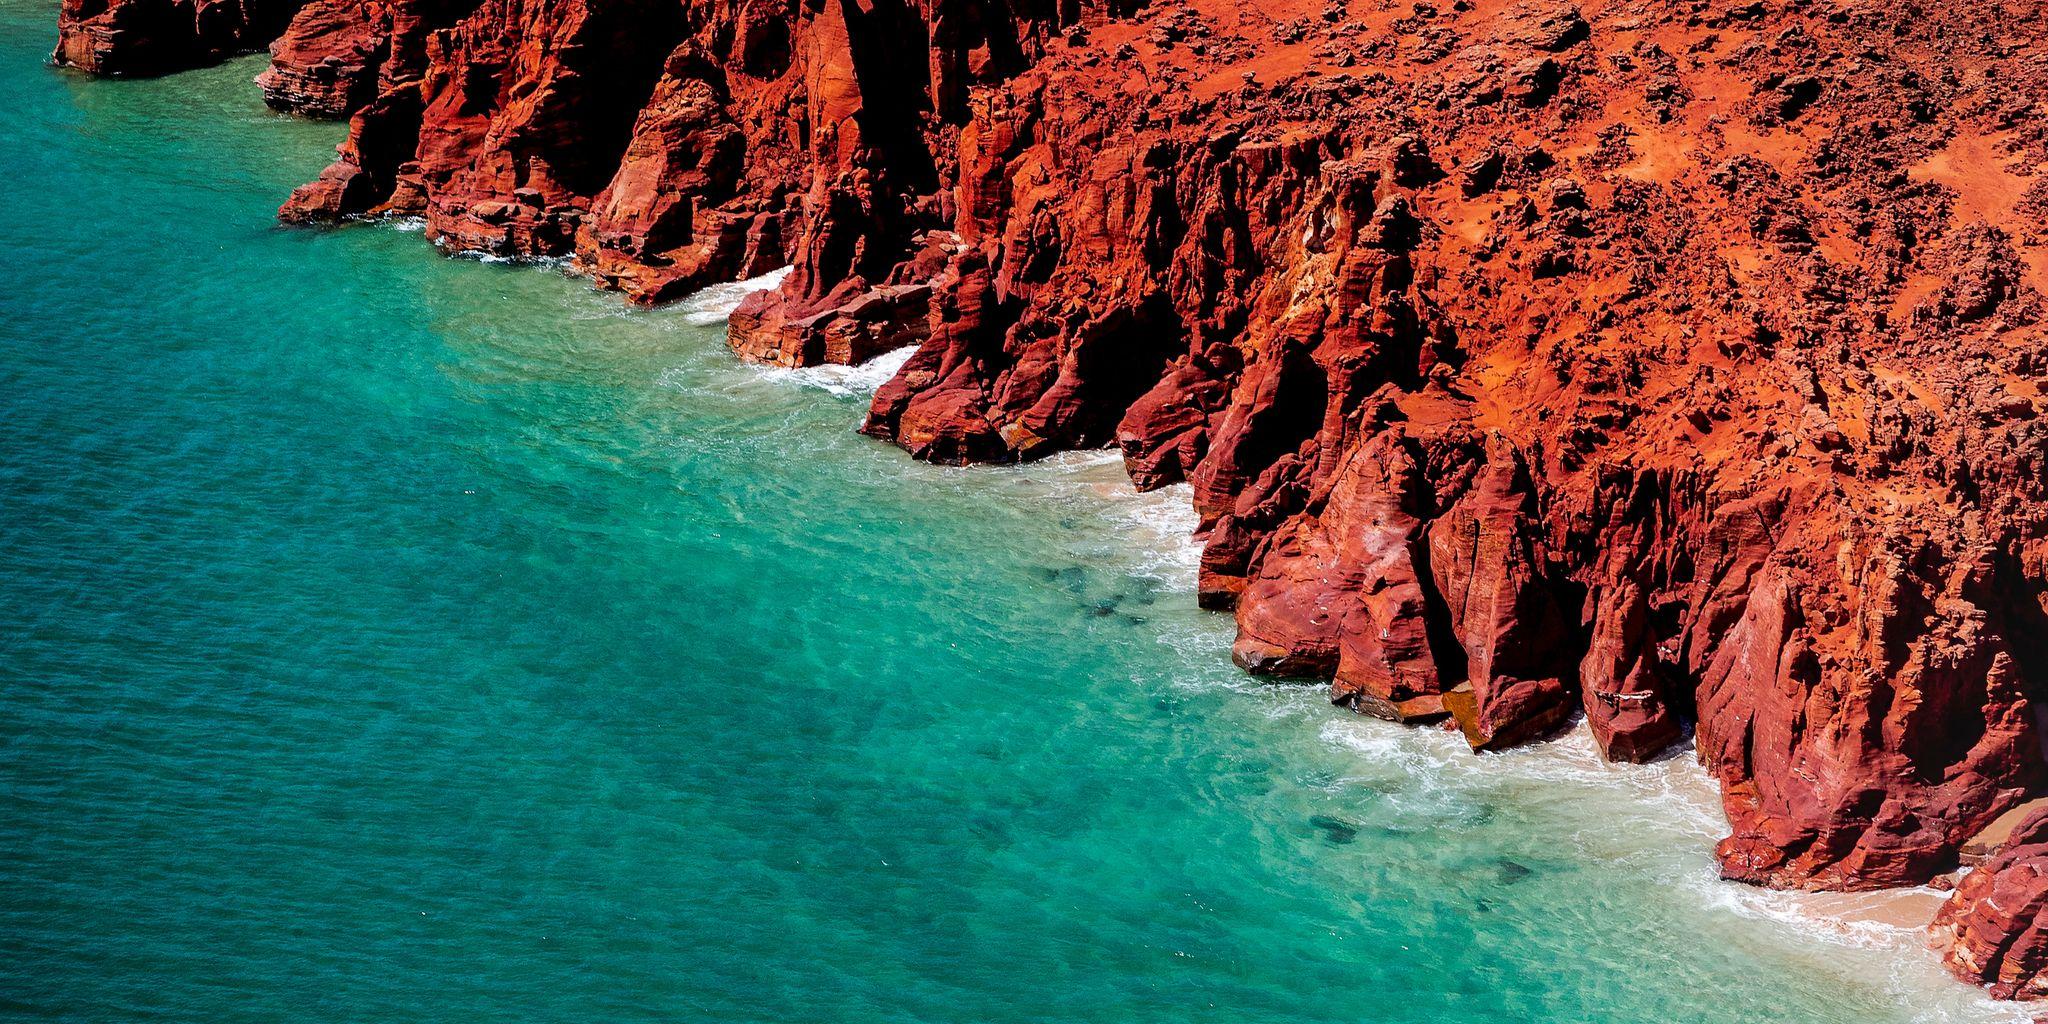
1935,808,2048,1002
271,0,806,305
55,0,2048,999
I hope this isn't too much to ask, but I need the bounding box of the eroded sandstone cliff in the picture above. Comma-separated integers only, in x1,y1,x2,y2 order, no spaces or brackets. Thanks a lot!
54,0,305,74
1935,807,2048,1001
53,0,2048,999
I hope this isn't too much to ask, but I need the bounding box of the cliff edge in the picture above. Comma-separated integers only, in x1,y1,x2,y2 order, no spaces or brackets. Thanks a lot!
55,0,2048,998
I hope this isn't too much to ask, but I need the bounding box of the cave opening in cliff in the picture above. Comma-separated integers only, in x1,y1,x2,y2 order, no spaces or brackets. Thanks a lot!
1045,293,1192,450
1408,535,1473,691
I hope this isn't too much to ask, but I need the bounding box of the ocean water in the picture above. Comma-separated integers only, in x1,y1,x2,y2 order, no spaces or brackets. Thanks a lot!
0,4,2025,1022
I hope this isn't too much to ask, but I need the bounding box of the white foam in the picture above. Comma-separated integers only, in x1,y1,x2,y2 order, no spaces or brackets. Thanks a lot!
1312,713,2034,1022
671,278,2029,1023
769,344,918,397
431,240,573,269
681,266,793,325
445,249,571,268
1109,481,1202,584
340,212,427,232
993,450,1204,586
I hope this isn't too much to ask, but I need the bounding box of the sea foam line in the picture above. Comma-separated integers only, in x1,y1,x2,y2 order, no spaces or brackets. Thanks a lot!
1008,449,1203,585
1311,714,2032,1022
674,275,2029,1022
768,344,918,397
691,268,922,396
1007,454,2025,1019
682,266,793,325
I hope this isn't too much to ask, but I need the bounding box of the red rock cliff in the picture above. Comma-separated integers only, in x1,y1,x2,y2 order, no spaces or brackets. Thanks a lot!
1934,807,2048,1002
272,0,807,303
54,0,305,75
58,0,2048,998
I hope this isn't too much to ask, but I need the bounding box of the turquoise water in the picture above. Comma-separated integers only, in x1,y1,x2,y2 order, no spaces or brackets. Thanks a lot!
0,4,2023,1021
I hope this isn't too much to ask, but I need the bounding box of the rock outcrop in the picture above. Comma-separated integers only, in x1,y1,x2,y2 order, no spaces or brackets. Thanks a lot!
269,0,805,305
55,0,2048,997
1934,808,2048,1002
254,0,395,116
54,0,305,75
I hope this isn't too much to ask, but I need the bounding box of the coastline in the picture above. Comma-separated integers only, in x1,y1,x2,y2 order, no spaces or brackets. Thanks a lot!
14,6,2043,1016
359,238,2034,1021
57,0,2048,942
994,432,2031,1023
692,266,2032,1022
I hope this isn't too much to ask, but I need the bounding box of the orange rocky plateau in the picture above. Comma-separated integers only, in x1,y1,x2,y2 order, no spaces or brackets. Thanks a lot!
55,0,2048,999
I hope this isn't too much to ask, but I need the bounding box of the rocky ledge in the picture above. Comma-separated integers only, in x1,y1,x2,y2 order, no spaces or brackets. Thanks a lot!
55,0,2048,1000
1936,806,2048,1002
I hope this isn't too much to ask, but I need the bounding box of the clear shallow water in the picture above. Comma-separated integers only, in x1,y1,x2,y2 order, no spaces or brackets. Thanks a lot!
0,4,2024,1021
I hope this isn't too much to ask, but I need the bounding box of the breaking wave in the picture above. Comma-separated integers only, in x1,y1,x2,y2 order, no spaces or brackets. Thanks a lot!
769,344,918,397
681,266,793,325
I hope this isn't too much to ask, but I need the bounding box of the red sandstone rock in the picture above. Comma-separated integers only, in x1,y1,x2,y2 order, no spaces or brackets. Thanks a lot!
55,0,304,75
1933,808,2048,1001
277,0,804,303
254,0,391,117
1237,424,1453,721
1698,516,2046,890
70,0,2048,920
577,44,783,305
1426,437,1578,751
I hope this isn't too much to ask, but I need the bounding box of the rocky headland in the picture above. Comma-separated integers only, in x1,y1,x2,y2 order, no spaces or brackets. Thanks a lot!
54,0,2048,1001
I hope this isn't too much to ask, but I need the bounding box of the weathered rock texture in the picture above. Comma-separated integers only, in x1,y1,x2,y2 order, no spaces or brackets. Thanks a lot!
54,0,306,75
253,0,393,116
1934,808,2048,1002
271,0,802,305
58,0,2048,998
